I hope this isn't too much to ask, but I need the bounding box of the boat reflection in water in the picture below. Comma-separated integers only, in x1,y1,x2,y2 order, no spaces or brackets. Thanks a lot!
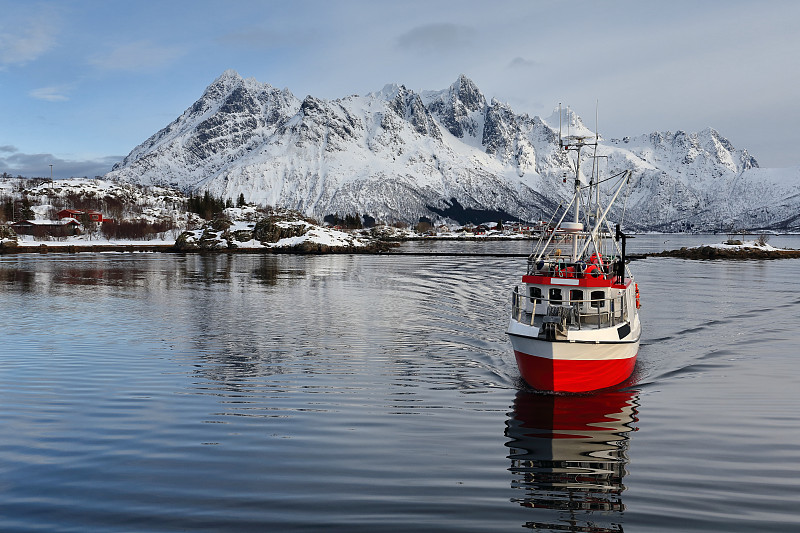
505,390,639,532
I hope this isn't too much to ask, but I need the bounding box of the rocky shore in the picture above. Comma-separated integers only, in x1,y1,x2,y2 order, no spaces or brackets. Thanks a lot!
646,245,800,260
1,240,396,255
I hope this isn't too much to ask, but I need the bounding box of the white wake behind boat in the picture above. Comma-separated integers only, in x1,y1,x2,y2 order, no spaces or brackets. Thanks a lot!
507,125,641,392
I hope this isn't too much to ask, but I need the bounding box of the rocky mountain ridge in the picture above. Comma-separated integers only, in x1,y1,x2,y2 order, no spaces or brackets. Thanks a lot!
107,70,800,231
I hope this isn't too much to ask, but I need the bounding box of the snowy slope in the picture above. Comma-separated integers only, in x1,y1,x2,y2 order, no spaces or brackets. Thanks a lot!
106,71,800,230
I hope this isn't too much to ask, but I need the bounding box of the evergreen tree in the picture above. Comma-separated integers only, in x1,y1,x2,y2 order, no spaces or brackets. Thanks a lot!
18,198,34,221
2,199,12,222
344,213,362,229
187,191,225,219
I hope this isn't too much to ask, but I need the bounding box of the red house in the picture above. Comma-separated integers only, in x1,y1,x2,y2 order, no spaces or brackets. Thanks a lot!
57,209,105,222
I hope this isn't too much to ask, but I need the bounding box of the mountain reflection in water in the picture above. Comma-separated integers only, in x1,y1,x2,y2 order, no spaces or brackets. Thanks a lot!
505,390,639,532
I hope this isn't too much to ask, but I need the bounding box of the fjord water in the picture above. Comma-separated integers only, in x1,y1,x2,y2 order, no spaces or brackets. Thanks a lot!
1,242,799,532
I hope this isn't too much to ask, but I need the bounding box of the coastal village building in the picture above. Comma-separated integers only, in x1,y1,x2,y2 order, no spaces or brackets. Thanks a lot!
11,218,82,237
57,209,106,223
10,209,109,238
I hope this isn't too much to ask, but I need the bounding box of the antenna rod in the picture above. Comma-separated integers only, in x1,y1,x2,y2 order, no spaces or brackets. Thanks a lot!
567,105,570,138
558,102,562,146
595,100,600,222
595,99,599,139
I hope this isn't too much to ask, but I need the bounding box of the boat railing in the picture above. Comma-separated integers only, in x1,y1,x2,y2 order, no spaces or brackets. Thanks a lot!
529,229,615,259
511,287,628,330
526,257,621,281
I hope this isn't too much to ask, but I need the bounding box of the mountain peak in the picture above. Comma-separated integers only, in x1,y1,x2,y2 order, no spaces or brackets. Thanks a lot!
217,69,242,81
208,69,245,91
420,75,486,138
544,106,595,139
369,83,404,101
199,69,246,104
450,74,485,112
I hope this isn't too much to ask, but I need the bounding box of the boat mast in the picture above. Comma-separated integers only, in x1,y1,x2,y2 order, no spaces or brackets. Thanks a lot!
559,104,595,262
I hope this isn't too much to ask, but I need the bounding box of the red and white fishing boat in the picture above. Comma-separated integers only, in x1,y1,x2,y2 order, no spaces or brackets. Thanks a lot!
507,125,641,392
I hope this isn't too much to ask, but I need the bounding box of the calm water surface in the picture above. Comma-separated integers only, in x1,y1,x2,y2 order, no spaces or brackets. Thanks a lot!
1,241,799,532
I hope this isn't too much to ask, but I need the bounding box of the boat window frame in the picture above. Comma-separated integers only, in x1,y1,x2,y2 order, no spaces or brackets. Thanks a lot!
529,286,542,304
549,287,563,305
569,289,583,307
590,289,605,308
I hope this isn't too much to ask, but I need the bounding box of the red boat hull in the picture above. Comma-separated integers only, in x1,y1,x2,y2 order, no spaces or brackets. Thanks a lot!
513,349,636,392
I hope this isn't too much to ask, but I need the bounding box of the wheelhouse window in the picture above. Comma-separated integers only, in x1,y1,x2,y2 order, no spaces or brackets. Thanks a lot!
590,290,606,308
570,289,583,305
529,286,542,304
549,288,562,305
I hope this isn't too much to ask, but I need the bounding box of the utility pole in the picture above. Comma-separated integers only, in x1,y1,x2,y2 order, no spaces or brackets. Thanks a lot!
49,164,53,181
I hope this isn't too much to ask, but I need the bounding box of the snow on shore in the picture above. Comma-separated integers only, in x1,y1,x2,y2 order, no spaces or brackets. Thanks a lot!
265,222,367,249
174,219,372,250
701,239,785,252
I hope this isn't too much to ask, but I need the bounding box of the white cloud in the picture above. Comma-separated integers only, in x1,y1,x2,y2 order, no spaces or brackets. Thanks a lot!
29,86,69,102
89,40,186,72
0,13,58,67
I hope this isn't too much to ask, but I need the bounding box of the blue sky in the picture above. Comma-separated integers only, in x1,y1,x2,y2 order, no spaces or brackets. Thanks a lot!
2,0,799,178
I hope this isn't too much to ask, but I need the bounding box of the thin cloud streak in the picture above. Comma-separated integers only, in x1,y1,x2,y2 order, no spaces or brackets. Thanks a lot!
89,40,186,72
507,57,537,69
0,15,58,67
29,86,70,102
217,26,307,49
396,23,475,53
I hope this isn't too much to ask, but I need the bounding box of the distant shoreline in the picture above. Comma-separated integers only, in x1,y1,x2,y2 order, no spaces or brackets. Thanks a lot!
0,234,537,255
0,243,390,255
1,243,531,257
3,239,800,260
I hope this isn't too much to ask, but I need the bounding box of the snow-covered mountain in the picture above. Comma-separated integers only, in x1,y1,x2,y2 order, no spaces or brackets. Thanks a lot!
107,70,800,231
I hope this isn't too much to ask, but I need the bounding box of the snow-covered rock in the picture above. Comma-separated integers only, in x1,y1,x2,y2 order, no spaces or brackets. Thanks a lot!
174,215,379,252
